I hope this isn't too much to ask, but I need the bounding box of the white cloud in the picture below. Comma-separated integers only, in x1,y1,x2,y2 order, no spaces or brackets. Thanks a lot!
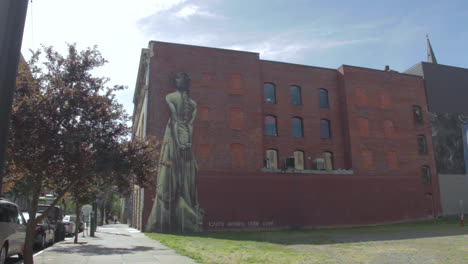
174,5,199,19
154,0,188,13
223,36,376,63
173,4,220,20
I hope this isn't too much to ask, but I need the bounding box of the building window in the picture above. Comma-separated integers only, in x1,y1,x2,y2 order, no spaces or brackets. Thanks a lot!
358,118,370,137
265,115,278,136
290,85,302,105
356,88,368,106
383,120,395,137
231,143,245,168
229,108,244,130
421,166,432,184
413,105,423,124
380,92,392,109
265,149,278,169
319,88,329,108
324,151,333,170
200,144,211,158
292,117,303,137
202,72,213,85
200,106,210,121
264,83,276,104
362,150,373,170
320,119,331,139
417,135,427,154
387,151,398,170
229,73,244,95
294,151,304,170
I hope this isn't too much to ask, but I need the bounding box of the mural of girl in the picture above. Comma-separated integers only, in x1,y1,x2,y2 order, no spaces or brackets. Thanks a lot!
146,72,203,233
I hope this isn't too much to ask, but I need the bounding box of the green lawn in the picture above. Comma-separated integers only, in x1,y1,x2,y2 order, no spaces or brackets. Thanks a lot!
146,218,468,264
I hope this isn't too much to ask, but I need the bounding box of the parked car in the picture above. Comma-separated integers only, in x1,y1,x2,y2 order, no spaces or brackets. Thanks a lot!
36,204,65,242
62,215,76,236
0,198,26,263
23,212,55,249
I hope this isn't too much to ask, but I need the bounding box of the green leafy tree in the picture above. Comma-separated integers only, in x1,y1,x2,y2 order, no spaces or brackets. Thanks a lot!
5,44,158,264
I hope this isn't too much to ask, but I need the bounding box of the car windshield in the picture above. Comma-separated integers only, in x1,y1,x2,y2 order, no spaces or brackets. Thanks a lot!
64,215,77,222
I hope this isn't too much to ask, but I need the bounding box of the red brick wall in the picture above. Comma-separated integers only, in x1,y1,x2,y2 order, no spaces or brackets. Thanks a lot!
260,61,347,170
338,65,442,217
198,171,437,229
140,42,442,230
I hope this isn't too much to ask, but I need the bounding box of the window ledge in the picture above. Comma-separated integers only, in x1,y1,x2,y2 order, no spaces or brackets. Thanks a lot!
261,168,354,174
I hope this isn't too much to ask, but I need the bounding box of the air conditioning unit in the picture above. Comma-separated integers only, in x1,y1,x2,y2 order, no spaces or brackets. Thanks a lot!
313,158,325,170
285,157,295,169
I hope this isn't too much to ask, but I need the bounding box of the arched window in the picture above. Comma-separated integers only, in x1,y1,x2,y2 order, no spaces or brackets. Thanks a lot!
292,117,303,137
319,88,329,108
294,151,304,170
421,166,431,184
265,149,278,169
265,115,278,136
320,119,331,139
323,151,333,170
413,105,423,124
290,85,302,105
264,83,276,104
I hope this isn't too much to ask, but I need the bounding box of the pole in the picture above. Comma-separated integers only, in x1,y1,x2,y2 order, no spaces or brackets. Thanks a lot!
460,200,464,227
0,0,29,195
90,201,97,237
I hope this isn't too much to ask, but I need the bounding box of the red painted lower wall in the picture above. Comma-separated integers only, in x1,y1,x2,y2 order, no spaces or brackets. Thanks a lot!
198,171,442,230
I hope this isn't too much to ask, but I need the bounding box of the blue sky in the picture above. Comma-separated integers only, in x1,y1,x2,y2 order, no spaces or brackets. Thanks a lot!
21,0,468,115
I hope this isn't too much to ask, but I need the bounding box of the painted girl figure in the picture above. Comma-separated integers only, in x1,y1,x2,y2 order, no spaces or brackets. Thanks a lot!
146,72,202,232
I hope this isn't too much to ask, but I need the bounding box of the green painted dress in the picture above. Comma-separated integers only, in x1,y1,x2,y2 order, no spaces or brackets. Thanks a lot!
146,91,202,233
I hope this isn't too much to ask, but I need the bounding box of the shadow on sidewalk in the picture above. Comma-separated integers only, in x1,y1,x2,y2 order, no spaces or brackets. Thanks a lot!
50,245,168,255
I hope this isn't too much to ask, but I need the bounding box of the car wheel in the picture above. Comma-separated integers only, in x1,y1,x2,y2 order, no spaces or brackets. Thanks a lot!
0,245,7,264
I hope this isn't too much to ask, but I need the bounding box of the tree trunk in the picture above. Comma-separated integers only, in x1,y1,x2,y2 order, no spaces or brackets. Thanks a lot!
74,203,81,244
23,173,43,264
62,198,67,216
23,219,37,264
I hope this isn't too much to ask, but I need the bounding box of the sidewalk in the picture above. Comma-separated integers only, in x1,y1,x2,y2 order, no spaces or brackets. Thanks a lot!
33,224,199,264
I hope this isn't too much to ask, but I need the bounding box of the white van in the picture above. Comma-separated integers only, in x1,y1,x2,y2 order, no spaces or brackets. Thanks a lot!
0,198,27,263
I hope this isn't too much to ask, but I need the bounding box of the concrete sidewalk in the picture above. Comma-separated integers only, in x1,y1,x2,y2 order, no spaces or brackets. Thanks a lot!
33,224,199,264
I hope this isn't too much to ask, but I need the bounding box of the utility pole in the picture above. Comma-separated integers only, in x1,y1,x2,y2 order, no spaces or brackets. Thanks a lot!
0,0,29,195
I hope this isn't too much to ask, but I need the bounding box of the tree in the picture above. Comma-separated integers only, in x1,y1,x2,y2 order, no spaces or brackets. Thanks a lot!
4,44,158,264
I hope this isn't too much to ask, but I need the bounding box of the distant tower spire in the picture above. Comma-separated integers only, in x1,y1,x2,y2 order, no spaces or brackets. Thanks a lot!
426,34,438,64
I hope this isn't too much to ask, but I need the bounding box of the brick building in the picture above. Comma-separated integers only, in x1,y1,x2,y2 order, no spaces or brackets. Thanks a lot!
129,41,441,232
405,37,468,215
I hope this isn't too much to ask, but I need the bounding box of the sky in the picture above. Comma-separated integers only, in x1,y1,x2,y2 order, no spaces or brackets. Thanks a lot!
21,0,468,116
